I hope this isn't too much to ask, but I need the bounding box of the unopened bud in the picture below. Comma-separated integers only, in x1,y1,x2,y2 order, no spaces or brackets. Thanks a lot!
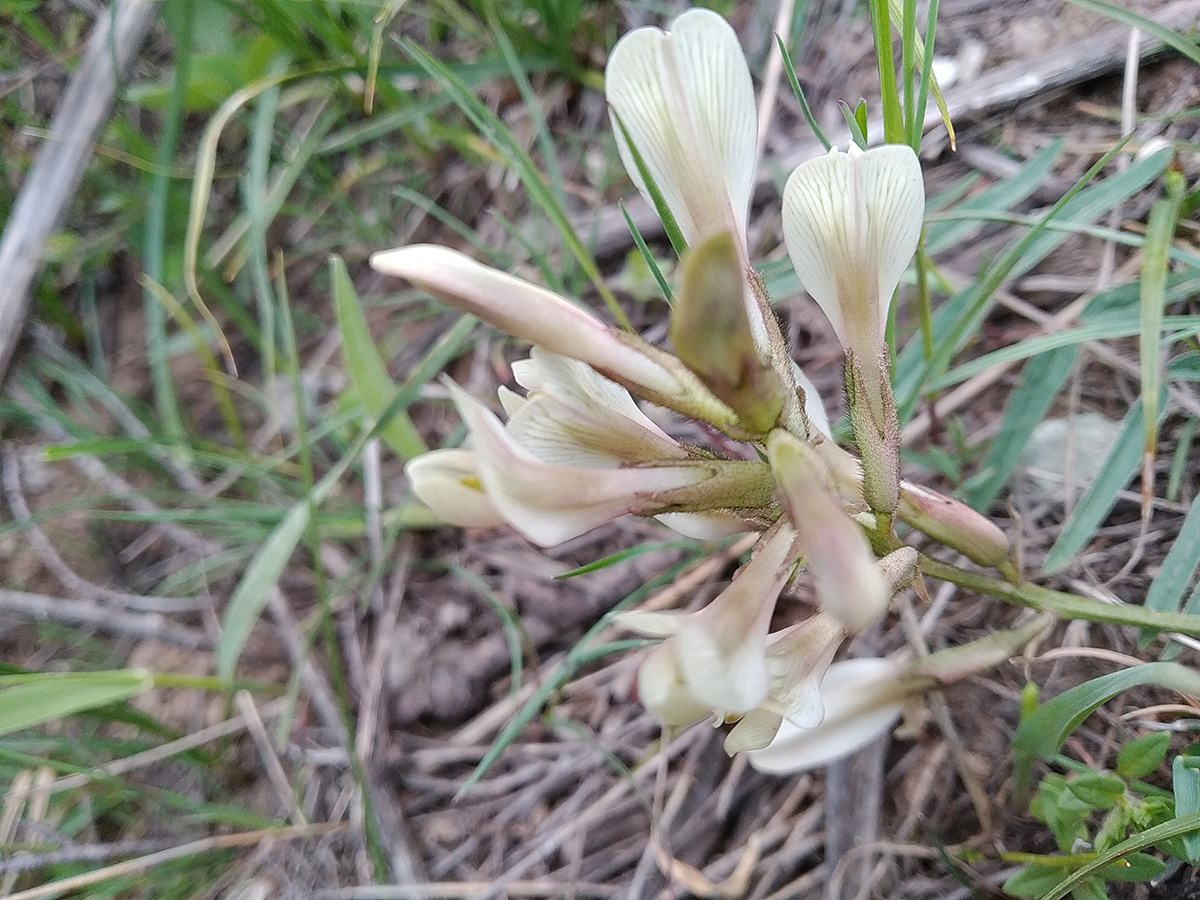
768,430,889,633
897,482,1011,569
671,232,786,435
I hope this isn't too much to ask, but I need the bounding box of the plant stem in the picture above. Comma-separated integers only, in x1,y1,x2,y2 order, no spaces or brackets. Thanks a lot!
919,554,1200,637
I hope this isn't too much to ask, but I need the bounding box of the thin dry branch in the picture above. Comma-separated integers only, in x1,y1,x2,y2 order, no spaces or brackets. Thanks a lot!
0,0,157,379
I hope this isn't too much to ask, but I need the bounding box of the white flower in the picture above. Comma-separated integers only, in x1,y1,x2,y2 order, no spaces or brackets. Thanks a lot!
501,348,688,468
405,449,506,529
605,7,757,253
746,658,905,774
768,430,889,634
723,612,845,754
445,381,712,547
503,349,753,539
782,144,924,361
372,244,750,433
623,526,801,720
372,245,688,401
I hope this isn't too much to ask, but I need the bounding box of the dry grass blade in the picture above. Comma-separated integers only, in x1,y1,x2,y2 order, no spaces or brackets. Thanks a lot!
2,824,343,900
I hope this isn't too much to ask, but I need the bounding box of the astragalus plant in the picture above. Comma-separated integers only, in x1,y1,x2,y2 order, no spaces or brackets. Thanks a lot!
371,7,1200,796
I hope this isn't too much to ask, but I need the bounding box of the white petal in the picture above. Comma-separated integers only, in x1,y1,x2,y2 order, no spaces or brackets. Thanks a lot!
782,146,924,353
766,613,845,728
504,350,689,466
768,432,888,633
655,511,751,540
405,450,507,529
606,8,757,250
497,385,528,419
371,245,685,400
638,641,712,727
614,610,683,638
724,707,784,755
521,349,672,438
674,527,799,716
451,384,708,546
791,361,831,439
747,658,903,774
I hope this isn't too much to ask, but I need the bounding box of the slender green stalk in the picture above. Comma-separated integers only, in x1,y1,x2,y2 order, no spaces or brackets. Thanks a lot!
919,554,1200,637
870,0,905,144
143,0,192,440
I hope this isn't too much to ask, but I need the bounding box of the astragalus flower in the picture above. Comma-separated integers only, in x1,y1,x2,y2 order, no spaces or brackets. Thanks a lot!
746,657,906,774
605,8,822,439
622,525,801,720
781,144,925,374
442,382,710,547
371,244,740,433
405,355,771,547
605,7,756,256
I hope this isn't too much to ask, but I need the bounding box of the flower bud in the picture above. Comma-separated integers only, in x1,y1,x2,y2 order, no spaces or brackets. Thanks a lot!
670,232,786,435
897,482,1012,570
768,431,889,633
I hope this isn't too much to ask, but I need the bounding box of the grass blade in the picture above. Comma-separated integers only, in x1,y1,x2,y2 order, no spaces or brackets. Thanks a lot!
330,256,427,460
964,344,1078,512
402,39,632,331
1062,0,1200,67
1138,168,1185,509
1012,661,1200,762
1042,390,1168,574
0,670,153,736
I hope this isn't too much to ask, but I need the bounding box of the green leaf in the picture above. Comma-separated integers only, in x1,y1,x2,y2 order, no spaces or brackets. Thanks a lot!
1039,812,1200,900
1003,863,1067,898
1067,772,1127,809
840,99,869,149
1117,732,1172,779
1042,391,1168,574
1098,852,1167,882
1013,663,1200,763
0,670,153,736
1143,499,1200,619
330,256,427,460
1139,169,1186,485
217,435,365,679
1174,751,1200,863
216,499,313,681
1069,875,1108,900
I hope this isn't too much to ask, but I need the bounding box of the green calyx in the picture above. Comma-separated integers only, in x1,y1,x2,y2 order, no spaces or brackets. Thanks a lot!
669,232,786,436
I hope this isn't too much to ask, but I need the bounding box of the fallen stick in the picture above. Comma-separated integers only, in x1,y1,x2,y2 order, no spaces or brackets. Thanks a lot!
0,0,157,379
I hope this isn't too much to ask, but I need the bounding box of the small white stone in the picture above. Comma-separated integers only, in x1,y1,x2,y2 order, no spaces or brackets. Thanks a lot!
1017,413,1123,502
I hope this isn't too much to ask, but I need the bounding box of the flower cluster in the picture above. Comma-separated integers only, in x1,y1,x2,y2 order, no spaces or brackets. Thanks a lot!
372,8,1013,772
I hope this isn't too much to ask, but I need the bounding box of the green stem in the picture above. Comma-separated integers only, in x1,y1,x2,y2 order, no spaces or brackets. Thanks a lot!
919,555,1200,637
